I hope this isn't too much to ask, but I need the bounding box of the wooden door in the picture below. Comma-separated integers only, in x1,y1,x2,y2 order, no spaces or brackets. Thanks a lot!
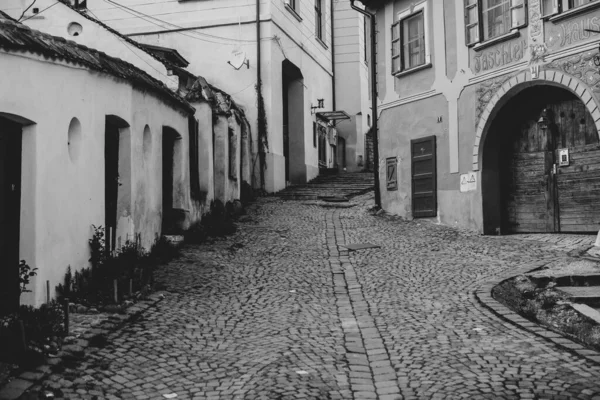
162,131,175,232
505,150,557,233
411,136,437,218
552,98,600,232
503,90,600,233
0,118,22,314
105,122,119,252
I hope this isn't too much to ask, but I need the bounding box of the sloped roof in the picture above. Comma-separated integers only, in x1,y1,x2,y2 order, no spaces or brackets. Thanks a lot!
138,43,189,68
0,14,194,113
185,76,248,121
55,1,175,69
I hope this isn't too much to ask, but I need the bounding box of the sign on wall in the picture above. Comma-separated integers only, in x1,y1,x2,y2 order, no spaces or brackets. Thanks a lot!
460,171,477,193
471,40,527,74
546,12,600,51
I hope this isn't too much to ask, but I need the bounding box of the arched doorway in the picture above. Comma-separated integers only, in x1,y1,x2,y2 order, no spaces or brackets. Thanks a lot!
482,85,600,233
282,60,305,185
162,126,182,234
105,115,131,252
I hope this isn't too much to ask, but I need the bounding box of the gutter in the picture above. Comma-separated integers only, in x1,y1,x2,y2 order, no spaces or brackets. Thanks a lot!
350,0,381,208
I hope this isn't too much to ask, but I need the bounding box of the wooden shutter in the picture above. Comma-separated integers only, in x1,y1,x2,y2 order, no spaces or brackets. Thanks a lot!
464,0,479,46
391,21,401,74
411,135,436,218
313,121,317,148
386,157,398,191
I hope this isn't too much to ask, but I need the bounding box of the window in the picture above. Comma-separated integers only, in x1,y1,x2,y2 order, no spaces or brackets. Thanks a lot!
315,0,323,40
543,0,600,16
364,15,368,64
285,0,301,21
464,0,527,46
392,3,431,75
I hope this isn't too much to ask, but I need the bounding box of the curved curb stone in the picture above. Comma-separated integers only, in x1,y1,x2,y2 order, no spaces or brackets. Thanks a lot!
474,259,600,366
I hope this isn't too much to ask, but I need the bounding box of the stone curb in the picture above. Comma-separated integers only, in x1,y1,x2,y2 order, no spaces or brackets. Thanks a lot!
0,293,166,400
474,259,600,366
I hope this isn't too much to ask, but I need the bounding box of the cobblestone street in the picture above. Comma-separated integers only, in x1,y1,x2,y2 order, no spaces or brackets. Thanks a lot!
26,194,600,399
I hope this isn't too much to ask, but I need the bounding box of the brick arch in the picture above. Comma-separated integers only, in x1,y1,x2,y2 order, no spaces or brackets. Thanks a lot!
472,70,600,171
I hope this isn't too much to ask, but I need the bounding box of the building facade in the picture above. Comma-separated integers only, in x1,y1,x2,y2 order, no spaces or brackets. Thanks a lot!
78,0,346,191
334,0,371,172
361,0,600,235
0,10,252,309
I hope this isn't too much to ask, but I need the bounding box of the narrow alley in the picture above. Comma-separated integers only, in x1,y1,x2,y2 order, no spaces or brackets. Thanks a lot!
19,193,600,400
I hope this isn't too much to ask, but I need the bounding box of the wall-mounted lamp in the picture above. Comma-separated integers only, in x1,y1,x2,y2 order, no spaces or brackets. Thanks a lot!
311,99,325,114
537,108,552,131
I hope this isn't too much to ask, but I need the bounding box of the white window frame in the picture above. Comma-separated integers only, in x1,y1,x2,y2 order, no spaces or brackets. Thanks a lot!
392,1,431,76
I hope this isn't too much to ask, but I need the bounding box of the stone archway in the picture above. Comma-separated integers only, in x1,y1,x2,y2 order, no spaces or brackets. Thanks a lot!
477,72,600,234
473,70,600,172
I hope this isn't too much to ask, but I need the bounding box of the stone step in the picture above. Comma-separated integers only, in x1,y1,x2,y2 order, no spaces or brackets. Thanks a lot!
529,274,600,287
557,286,600,305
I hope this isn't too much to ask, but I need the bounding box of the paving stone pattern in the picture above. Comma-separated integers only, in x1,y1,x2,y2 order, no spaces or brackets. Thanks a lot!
22,195,600,399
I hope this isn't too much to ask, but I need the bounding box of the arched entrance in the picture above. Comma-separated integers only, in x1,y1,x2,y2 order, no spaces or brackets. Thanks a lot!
282,60,305,185
482,84,600,233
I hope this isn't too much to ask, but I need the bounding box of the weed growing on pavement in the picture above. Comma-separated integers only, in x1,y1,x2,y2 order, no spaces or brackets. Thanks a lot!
185,200,238,244
56,226,180,307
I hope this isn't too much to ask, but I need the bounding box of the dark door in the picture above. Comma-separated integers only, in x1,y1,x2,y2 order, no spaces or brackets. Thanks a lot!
319,132,327,169
411,135,437,218
337,136,346,169
105,122,119,252
0,117,22,314
162,131,175,232
503,89,600,233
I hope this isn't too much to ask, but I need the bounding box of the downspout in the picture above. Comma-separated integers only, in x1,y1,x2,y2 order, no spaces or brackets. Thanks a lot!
256,0,266,190
350,0,381,208
330,0,336,111
256,0,261,92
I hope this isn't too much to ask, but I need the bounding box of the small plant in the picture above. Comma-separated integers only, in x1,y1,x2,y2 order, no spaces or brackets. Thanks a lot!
19,260,38,295
89,225,106,268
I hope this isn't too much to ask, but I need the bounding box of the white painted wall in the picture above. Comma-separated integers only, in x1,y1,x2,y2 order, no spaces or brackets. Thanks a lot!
0,49,191,306
69,0,334,192
1,0,175,88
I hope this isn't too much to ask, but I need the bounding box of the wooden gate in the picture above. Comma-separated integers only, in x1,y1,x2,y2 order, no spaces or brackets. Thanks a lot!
503,90,600,233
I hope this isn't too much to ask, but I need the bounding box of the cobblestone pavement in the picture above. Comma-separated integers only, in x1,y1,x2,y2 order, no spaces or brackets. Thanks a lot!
25,194,600,399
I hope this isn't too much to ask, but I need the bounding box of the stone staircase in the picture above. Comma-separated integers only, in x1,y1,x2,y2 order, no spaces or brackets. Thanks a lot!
528,258,600,321
277,171,374,200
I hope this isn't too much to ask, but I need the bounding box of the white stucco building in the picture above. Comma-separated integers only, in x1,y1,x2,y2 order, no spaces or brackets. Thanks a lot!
68,0,341,192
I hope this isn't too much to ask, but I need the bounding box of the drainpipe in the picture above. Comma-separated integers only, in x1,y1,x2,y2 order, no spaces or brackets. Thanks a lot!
350,0,380,208
330,0,336,112
256,0,261,92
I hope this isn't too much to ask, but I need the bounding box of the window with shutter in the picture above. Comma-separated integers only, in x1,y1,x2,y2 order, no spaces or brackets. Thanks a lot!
386,157,398,191
411,136,437,218
464,0,528,45
391,3,430,76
